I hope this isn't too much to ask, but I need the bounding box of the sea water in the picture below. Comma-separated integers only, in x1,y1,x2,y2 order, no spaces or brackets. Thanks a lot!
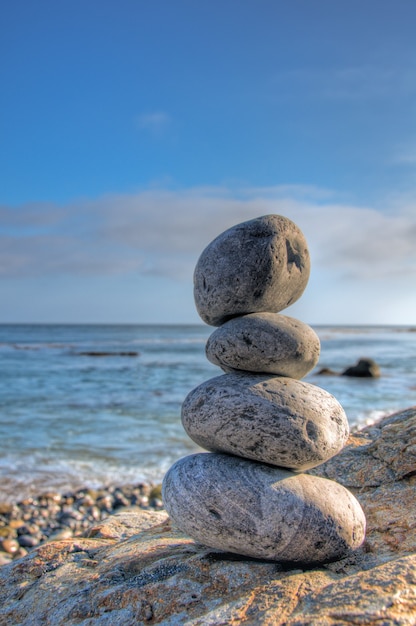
0,324,415,501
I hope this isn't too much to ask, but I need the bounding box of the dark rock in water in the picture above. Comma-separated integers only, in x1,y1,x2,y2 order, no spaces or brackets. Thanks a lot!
342,358,381,378
162,452,366,563
193,214,310,326
317,367,338,375
181,373,349,470
206,312,320,379
76,351,140,357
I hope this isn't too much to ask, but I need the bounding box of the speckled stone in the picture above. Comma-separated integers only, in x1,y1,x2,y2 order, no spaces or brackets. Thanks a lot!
181,372,349,470
194,215,310,326
162,452,366,563
206,312,320,378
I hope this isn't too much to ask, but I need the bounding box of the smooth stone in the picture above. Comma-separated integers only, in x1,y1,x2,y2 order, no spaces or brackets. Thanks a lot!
47,529,73,542
17,534,40,548
0,553,12,566
181,373,349,470
206,312,320,378
162,452,366,563
1,538,19,554
194,214,310,326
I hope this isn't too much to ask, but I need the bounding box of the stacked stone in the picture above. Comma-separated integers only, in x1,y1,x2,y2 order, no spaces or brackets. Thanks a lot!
162,215,366,564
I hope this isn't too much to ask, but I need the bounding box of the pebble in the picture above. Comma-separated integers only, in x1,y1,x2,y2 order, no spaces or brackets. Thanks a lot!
182,372,349,470
206,312,320,378
1,539,19,554
48,528,74,541
0,553,12,566
162,452,366,563
193,214,310,326
0,482,164,566
17,535,40,548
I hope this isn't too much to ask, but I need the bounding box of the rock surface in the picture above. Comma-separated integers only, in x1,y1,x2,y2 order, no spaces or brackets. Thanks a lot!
194,214,310,326
181,372,349,469
162,452,366,562
1,406,416,626
206,312,320,378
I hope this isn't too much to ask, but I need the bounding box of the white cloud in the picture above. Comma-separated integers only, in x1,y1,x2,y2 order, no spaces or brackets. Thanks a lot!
1,185,415,285
391,143,416,166
2,185,416,324
135,111,171,136
273,65,416,101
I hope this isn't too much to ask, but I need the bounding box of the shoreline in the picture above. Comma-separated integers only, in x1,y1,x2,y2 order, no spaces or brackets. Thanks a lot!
0,480,164,567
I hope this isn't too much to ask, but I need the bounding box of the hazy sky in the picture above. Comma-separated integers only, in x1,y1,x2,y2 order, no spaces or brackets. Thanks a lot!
1,1,415,325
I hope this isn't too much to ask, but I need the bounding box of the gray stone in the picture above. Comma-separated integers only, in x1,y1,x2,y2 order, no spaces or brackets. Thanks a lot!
194,214,310,326
181,372,349,470
206,312,320,378
162,452,366,563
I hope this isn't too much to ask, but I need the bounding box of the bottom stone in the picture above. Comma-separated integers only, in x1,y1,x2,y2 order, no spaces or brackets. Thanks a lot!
162,452,366,564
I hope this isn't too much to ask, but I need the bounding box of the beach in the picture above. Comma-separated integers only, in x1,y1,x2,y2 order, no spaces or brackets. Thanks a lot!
0,481,164,566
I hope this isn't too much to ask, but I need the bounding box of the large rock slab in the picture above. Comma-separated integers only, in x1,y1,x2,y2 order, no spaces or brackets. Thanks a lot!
206,312,320,378
162,452,366,563
194,214,310,326
181,372,349,470
1,407,416,626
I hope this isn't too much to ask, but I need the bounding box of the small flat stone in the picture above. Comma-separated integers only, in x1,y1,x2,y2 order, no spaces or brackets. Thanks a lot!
0,539,19,555
17,535,40,548
47,529,74,542
0,503,13,515
194,214,310,326
0,553,12,567
206,312,320,378
162,452,366,563
182,373,349,470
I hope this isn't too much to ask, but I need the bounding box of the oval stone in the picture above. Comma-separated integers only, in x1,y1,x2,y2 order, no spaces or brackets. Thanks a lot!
194,215,310,326
181,373,349,470
206,312,320,378
162,453,366,563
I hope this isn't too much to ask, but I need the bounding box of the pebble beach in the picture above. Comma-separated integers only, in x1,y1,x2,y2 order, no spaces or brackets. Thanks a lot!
0,482,164,567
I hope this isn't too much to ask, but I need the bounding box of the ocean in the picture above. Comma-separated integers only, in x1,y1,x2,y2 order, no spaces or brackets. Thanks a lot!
0,324,415,502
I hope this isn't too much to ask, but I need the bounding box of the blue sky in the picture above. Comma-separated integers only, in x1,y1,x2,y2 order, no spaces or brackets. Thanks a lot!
1,1,415,324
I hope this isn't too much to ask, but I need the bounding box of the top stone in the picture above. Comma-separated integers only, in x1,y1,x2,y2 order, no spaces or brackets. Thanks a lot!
194,215,310,326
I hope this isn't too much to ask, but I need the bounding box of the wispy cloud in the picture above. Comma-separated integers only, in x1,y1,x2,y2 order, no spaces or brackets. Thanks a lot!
1,186,415,287
135,111,171,136
273,64,416,101
391,142,416,166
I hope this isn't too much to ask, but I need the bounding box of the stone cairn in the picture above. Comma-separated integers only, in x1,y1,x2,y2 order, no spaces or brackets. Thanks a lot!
162,215,366,564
